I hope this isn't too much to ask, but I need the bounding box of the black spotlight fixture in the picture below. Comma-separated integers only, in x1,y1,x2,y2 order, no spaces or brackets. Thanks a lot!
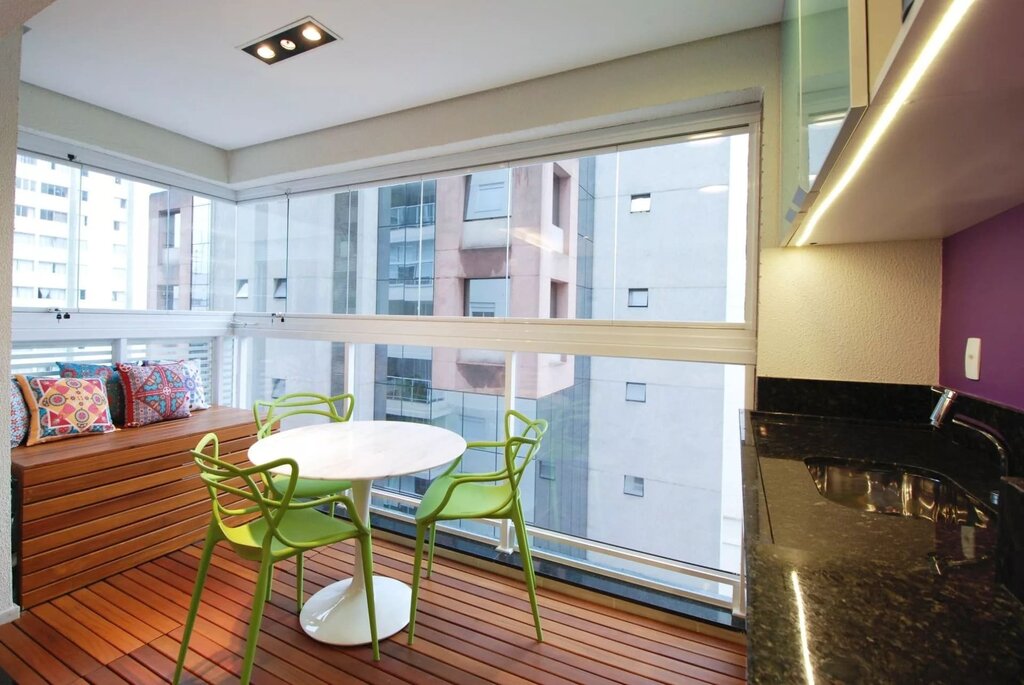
241,16,338,65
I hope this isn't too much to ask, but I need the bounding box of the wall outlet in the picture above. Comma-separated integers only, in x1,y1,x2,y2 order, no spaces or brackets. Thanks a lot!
965,337,981,380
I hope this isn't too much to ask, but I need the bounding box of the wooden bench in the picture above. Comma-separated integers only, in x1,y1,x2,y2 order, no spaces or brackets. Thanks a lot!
11,406,258,608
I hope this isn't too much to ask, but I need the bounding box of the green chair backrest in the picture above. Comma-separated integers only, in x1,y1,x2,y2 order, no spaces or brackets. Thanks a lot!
253,391,355,440
192,432,302,551
502,410,548,491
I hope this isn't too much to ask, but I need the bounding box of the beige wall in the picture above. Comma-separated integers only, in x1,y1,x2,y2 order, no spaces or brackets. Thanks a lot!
757,240,942,384
0,26,22,620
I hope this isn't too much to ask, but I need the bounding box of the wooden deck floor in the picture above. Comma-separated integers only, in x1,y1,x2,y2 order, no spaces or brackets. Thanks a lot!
0,538,747,684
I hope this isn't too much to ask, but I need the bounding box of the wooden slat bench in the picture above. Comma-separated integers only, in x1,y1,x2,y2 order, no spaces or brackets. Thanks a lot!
11,406,258,608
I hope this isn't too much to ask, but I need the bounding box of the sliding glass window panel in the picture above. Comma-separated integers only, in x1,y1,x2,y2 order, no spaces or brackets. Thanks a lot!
11,153,77,308
243,337,346,430
375,180,437,315
76,169,168,310
284,189,364,314
235,199,288,313
606,133,750,323
518,354,745,598
359,342,505,538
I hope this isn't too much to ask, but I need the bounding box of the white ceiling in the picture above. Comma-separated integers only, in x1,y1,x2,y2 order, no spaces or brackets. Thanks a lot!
20,1,781,150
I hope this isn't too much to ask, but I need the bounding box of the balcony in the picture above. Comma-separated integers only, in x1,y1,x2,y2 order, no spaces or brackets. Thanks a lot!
0,538,747,683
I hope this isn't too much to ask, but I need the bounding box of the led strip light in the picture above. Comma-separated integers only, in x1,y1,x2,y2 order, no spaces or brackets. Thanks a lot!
793,0,977,246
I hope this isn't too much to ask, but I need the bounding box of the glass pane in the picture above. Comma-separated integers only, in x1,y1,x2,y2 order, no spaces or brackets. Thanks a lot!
244,338,346,430
286,190,361,314
517,354,745,597
606,133,749,323
12,154,77,308
235,199,288,313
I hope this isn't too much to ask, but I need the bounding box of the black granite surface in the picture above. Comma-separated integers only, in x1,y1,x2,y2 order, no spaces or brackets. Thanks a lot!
744,412,1024,684
756,377,936,423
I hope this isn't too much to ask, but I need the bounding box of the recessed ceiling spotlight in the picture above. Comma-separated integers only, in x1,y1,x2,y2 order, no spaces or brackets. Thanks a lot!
241,16,338,65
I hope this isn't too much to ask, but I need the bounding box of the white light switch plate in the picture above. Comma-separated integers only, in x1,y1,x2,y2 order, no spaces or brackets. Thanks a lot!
965,337,981,380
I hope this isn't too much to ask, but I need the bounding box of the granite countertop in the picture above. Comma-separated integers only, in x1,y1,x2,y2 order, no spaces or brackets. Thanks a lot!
743,412,1024,684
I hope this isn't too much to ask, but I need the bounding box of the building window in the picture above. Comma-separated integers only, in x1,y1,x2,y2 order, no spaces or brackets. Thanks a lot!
113,221,125,231
539,461,555,480
83,215,89,226
552,165,568,228
81,169,88,177
39,209,68,223
273,278,288,299
465,278,506,317
625,382,647,403
39,261,67,275
79,289,87,300
624,475,645,497
118,198,127,209
464,170,509,221
161,210,182,248
13,232,34,247
157,284,179,309
16,154,35,166
271,378,286,399
114,176,122,185
39,236,68,249
629,193,652,213
81,190,89,202
112,244,127,257
15,205,33,218
13,286,34,299
13,259,33,272
627,288,649,308
40,183,69,198
235,279,250,298
112,291,125,303
15,177,36,191
37,288,66,301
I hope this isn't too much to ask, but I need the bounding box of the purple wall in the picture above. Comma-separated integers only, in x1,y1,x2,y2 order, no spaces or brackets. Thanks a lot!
940,203,1024,411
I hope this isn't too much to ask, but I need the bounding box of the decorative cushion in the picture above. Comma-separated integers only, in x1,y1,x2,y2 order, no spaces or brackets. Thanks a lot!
57,362,129,425
143,359,209,410
10,379,28,447
16,375,114,446
117,363,192,427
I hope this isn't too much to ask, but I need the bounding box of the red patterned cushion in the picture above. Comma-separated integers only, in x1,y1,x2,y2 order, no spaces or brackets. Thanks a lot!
117,363,192,427
16,376,114,446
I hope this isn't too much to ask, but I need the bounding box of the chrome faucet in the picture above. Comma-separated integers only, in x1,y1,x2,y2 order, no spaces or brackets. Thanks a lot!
930,386,1010,479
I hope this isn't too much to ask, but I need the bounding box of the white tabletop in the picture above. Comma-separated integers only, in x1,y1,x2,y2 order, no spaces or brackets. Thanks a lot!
247,420,467,482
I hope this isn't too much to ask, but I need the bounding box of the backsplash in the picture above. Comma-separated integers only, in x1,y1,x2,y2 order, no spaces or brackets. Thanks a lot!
755,377,933,423
756,377,1024,476
940,202,1024,411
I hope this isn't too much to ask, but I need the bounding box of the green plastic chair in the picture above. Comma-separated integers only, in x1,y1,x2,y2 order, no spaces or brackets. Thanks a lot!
408,410,548,644
173,433,379,685
253,391,356,517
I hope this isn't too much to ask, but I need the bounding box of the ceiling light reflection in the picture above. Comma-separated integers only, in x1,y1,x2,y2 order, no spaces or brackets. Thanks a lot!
791,570,816,685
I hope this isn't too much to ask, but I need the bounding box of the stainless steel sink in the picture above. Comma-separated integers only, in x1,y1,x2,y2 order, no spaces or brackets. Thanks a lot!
804,457,993,525
804,457,997,572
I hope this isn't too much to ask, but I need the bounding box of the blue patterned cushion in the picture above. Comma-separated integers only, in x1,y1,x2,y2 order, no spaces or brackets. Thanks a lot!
57,362,128,425
117,363,191,427
10,379,28,447
143,359,209,410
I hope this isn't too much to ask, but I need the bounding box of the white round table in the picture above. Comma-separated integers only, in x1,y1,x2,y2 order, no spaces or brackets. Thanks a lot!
247,420,466,645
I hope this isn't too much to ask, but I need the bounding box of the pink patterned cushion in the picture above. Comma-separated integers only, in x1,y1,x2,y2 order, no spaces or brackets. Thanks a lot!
117,363,191,427
10,378,28,447
16,376,114,446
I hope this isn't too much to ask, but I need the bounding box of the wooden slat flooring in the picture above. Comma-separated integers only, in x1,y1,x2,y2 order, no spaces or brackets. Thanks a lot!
0,538,746,684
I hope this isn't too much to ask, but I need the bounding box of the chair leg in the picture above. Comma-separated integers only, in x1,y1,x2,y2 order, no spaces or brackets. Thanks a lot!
241,556,273,685
511,504,543,642
173,529,217,685
408,522,428,645
359,535,380,661
426,523,437,579
295,552,305,612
